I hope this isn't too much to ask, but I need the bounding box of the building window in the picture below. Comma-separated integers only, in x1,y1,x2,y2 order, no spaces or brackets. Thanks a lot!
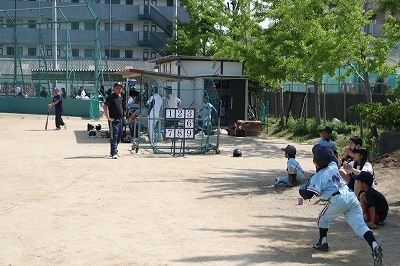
167,0,173,6
84,22,95,30
7,19,23,28
71,0,79,3
0,48,3,55
47,21,52,29
126,0,133,4
144,0,149,4
151,25,156,32
125,23,133,31
125,50,133,58
151,51,156,59
143,51,148,61
105,23,119,31
28,20,36,29
105,49,120,58
71,21,79,30
105,0,120,3
6,19,22,28
7,47,14,56
28,47,36,56
72,49,79,57
84,49,94,57
111,50,120,58
47,49,52,56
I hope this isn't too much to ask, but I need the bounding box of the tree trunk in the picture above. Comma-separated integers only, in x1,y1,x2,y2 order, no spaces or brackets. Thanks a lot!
314,83,321,126
363,72,378,137
279,87,285,127
364,71,373,104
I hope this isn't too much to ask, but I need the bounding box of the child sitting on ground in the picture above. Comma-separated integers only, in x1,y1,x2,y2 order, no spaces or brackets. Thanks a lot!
275,145,305,187
354,171,389,229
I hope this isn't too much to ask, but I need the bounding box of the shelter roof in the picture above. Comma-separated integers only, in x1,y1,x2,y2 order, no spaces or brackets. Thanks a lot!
114,69,192,83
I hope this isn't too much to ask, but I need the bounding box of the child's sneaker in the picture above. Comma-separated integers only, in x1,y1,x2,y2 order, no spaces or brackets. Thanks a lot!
313,242,329,251
372,245,383,266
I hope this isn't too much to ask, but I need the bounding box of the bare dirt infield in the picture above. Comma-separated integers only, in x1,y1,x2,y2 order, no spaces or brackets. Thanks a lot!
0,112,399,266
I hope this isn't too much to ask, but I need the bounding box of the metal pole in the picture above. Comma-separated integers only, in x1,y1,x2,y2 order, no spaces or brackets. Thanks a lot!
14,0,16,85
173,0,177,55
109,1,111,58
52,0,58,70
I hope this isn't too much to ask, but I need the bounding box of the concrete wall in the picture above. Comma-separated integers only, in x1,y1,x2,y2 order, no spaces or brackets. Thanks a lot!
0,97,94,118
380,132,400,155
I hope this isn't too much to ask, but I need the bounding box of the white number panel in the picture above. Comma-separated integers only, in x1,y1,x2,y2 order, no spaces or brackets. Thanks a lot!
164,108,195,139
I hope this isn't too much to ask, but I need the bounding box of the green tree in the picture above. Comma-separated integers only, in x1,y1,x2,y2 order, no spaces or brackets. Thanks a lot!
333,1,399,105
167,0,225,56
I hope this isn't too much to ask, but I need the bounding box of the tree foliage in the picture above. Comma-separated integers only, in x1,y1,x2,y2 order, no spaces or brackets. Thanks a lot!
170,0,400,127
349,88,400,132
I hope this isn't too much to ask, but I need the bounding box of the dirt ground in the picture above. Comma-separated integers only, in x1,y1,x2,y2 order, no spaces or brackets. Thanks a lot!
0,112,399,266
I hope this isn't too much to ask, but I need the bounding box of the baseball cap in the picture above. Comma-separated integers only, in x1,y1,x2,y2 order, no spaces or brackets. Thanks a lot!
164,85,172,91
113,82,123,88
352,171,374,186
321,126,332,133
281,145,296,155
312,144,332,167
53,87,60,92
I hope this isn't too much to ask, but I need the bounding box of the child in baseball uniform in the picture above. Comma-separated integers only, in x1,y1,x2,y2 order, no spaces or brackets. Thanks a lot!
299,145,383,266
317,126,338,157
275,145,305,187
196,96,217,134
355,171,389,229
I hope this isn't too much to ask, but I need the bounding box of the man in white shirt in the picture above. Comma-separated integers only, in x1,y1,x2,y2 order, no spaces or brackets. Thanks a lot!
164,86,182,129
146,84,163,143
164,86,181,108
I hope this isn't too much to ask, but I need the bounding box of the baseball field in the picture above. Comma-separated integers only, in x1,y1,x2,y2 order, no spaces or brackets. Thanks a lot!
0,112,399,266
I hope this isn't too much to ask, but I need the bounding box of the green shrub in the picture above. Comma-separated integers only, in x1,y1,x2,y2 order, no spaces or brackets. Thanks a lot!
306,118,320,137
332,122,358,135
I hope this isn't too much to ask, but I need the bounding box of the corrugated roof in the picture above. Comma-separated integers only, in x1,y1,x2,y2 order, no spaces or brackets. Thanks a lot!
0,58,156,75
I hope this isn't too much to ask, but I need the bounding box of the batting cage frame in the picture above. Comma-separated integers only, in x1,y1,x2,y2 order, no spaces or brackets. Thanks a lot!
115,69,222,155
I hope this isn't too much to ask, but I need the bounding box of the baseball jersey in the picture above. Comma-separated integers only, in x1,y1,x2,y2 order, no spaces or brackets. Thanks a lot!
287,158,304,174
147,93,163,118
317,138,337,152
307,161,348,200
202,102,214,119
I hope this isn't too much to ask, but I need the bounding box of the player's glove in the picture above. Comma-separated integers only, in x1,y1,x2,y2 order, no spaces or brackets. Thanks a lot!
299,179,316,200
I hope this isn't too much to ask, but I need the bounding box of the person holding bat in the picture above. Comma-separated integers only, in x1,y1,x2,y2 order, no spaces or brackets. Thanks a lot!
48,87,66,130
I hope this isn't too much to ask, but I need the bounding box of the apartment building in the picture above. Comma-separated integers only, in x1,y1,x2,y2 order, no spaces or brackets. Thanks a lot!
0,0,189,62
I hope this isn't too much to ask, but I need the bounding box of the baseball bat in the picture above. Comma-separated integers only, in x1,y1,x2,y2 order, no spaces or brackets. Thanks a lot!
45,108,50,130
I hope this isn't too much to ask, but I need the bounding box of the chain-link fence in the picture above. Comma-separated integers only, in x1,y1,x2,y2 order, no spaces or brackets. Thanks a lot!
126,75,221,155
